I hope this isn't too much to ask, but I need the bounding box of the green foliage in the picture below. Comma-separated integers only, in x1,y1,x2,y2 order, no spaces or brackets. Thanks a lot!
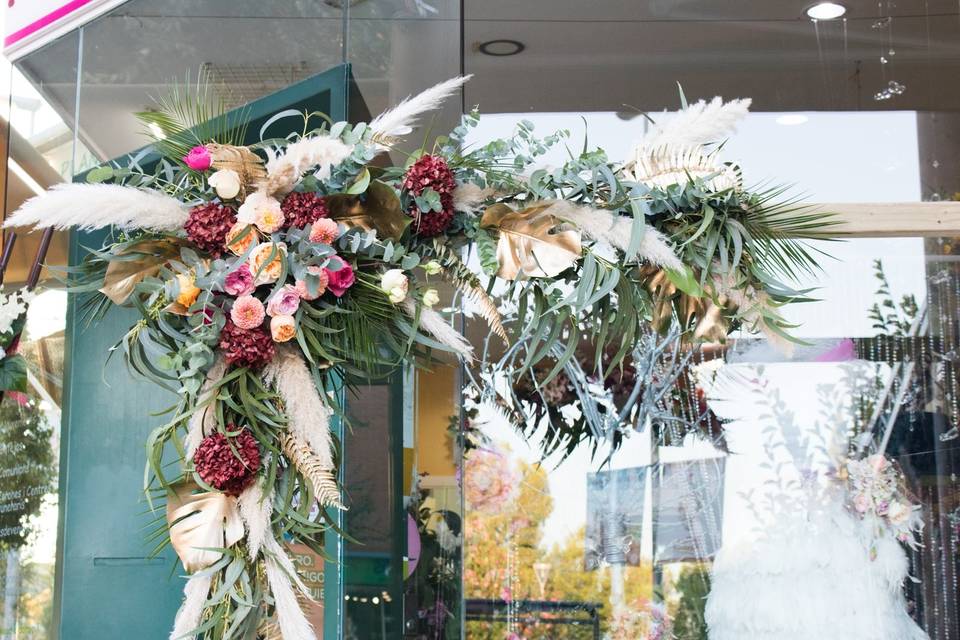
669,565,711,640
868,258,918,336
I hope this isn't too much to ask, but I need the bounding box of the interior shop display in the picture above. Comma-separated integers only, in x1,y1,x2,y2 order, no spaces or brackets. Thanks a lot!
5,75,836,638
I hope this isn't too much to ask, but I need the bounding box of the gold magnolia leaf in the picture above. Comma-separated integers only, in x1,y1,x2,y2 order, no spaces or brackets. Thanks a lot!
327,180,410,241
99,239,185,305
640,266,731,343
480,203,581,280
206,143,267,200
166,480,245,573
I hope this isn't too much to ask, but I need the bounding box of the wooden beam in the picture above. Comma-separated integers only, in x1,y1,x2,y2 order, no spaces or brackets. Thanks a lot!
811,202,960,237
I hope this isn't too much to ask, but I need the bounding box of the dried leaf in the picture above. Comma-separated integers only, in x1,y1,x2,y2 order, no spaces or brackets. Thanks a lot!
480,203,581,280
281,433,345,510
434,245,509,344
207,143,267,200
99,239,184,304
167,480,245,573
327,180,409,241
641,266,731,343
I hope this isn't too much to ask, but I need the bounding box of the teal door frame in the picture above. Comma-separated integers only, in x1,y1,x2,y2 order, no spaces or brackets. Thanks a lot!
54,64,355,639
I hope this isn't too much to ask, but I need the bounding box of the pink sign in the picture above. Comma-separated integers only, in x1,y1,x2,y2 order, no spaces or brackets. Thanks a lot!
3,0,125,59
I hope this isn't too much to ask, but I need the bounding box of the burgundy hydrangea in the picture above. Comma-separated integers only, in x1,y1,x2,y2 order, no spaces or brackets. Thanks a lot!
218,319,275,369
184,202,237,257
193,428,260,496
281,191,329,229
402,154,456,237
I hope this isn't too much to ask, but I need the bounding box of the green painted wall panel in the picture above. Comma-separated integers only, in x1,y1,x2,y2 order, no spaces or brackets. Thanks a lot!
55,65,351,639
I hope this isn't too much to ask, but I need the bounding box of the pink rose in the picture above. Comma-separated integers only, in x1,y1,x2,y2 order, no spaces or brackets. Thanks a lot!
266,284,301,317
183,145,212,171
230,295,265,330
224,264,255,296
295,266,329,301
324,259,355,297
309,218,340,245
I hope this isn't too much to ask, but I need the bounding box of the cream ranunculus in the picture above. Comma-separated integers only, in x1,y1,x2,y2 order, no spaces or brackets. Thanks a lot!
208,169,241,200
422,288,440,308
887,501,912,525
380,269,409,304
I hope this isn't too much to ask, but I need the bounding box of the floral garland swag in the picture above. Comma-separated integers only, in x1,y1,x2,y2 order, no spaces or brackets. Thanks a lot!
6,76,836,638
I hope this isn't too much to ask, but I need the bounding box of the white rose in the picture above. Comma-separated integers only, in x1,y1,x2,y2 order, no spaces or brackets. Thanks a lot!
422,260,442,276
380,269,408,304
422,288,440,308
208,169,241,200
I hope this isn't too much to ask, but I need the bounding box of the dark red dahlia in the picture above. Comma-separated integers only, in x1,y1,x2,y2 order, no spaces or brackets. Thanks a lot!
184,202,237,257
281,191,329,229
218,319,275,369
193,428,261,496
401,154,456,237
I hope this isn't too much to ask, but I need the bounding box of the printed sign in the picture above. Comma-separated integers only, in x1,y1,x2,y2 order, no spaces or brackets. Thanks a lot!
654,458,725,564
584,467,646,570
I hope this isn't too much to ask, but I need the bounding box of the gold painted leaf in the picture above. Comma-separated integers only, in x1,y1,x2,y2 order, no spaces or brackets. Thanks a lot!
99,239,184,305
327,180,410,241
640,266,731,343
166,480,244,573
480,203,581,280
207,143,267,199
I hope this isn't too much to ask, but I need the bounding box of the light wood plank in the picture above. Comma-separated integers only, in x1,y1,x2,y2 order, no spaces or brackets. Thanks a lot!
810,202,960,237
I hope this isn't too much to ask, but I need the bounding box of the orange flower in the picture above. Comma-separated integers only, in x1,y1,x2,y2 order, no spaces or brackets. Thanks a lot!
270,314,296,342
249,242,286,285
175,273,200,308
225,222,259,256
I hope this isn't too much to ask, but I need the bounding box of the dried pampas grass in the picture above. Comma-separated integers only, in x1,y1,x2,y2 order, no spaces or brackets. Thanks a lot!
5,183,189,232
638,96,751,152
546,201,683,270
263,535,316,640
238,480,273,560
369,75,472,144
169,573,212,640
262,346,334,470
401,299,474,360
264,136,355,196
185,356,227,459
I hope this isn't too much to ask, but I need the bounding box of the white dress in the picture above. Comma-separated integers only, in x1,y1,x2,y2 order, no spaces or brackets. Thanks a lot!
705,494,928,640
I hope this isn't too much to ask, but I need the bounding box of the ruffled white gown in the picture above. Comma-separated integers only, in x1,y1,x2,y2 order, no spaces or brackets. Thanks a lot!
705,495,928,640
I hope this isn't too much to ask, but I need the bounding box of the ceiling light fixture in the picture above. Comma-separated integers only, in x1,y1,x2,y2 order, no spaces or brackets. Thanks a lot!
477,39,525,57
806,2,846,20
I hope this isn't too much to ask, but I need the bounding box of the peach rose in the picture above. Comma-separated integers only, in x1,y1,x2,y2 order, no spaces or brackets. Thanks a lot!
225,222,259,256
249,242,287,285
270,314,296,342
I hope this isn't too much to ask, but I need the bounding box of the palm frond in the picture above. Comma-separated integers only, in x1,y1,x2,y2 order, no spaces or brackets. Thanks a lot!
432,243,509,344
136,70,250,162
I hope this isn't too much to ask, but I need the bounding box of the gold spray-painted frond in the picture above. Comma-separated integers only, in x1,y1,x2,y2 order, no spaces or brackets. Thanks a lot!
433,243,509,344
281,433,345,510
625,145,742,192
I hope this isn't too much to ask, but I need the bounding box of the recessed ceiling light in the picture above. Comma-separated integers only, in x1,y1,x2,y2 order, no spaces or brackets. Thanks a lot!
776,114,809,126
477,39,525,57
806,2,846,20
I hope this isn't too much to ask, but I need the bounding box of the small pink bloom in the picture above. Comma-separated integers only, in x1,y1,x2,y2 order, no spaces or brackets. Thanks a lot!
224,264,255,296
295,266,329,301
183,145,212,171
266,284,301,317
309,218,340,245
270,314,297,342
853,494,871,514
230,295,265,329
325,259,355,297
